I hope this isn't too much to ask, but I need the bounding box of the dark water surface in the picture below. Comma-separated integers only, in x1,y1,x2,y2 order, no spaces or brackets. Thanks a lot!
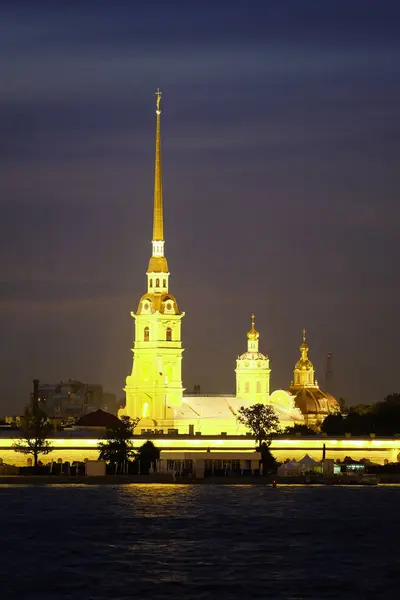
0,484,399,599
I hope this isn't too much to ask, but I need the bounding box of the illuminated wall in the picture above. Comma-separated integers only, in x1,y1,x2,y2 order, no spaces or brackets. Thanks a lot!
1,436,399,466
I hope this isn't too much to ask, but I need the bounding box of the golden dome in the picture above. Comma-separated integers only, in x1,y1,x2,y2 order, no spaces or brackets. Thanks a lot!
289,387,340,416
295,328,313,371
247,314,259,341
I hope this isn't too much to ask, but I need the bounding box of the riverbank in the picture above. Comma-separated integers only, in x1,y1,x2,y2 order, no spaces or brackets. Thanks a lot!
1,474,400,485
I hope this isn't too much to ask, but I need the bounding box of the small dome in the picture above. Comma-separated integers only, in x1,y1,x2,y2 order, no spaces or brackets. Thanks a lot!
247,314,259,341
295,358,313,371
294,330,314,372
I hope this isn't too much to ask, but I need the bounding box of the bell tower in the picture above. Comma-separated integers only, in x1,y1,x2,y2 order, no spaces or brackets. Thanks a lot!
122,90,185,429
235,315,271,403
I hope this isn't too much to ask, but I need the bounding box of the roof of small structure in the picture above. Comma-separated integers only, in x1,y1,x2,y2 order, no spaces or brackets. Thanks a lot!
75,409,120,428
298,454,320,465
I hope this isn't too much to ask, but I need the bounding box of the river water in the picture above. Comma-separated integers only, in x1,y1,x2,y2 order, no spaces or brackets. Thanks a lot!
0,484,399,599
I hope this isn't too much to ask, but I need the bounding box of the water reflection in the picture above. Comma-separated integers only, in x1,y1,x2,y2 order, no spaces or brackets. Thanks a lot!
0,485,399,599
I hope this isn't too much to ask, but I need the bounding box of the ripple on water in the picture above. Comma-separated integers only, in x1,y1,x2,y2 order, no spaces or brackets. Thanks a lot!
0,484,399,599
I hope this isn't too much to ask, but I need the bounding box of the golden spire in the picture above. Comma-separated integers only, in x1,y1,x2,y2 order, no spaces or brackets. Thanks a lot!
153,88,163,242
247,313,259,341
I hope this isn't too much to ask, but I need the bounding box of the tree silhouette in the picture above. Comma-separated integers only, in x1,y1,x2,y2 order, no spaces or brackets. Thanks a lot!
284,424,316,436
98,416,139,470
13,407,53,467
237,404,280,446
137,441,160,474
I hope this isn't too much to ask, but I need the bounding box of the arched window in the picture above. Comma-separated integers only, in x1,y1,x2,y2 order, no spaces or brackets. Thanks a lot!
144,326,149,342
245,382,249,394
256,381,261,393
156,278,160,287
166,327,172,341
149,279,153,288
163,279,166,287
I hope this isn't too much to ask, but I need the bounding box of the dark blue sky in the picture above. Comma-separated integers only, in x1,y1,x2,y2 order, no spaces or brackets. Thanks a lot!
1,1,399,412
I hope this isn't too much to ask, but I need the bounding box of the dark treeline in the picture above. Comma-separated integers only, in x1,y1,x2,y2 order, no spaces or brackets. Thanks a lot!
322,394,400,436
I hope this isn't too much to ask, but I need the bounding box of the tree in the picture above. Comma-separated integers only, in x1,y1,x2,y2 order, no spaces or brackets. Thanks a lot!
347,404,373,415
136,441,160,474
13,407,53,467
258,442,278,474
284,424,316,436
321,412,345,435
321,394,400,436
384,393,400,406
237,404,280,446
98,416,139,470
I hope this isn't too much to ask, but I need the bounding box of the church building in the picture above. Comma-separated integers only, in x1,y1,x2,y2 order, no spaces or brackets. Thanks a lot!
119,92,339,434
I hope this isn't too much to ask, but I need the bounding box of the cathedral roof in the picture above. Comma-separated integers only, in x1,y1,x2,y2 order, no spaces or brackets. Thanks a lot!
175,396,252,420
288,387,340,416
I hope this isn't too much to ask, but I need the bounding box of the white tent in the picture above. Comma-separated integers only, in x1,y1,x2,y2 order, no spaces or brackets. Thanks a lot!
298,454,320,467
277,460,301,477
298,454,321,473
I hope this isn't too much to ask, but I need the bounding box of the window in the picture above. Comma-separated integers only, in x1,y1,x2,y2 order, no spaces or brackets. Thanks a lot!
256,381,261,393
245,382,249,393
144,326,149,342
163,279,166,287
149,279,153,288
166,327,172,341
156,278,160,287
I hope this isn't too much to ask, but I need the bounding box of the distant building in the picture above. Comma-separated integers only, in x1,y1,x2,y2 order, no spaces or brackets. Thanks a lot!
36,380,117,420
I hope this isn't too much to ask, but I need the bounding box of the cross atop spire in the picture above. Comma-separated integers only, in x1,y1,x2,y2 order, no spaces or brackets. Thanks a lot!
155,88,162,113
302,328,306,343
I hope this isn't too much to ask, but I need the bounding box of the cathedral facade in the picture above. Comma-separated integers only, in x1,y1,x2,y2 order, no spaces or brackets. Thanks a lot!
120,92,339,434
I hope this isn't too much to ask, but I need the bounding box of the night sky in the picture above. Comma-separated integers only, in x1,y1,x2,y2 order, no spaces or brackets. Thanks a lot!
1,1,399,414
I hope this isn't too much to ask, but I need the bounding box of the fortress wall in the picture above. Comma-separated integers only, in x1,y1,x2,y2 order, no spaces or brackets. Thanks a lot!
0,437,399,466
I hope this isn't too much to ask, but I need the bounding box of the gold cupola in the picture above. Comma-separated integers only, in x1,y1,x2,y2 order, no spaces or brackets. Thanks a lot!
247,314,259,341
292,329,315,386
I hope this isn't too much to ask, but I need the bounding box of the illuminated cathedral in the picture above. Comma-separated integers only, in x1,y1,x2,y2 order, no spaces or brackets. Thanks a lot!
119,92,339,433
